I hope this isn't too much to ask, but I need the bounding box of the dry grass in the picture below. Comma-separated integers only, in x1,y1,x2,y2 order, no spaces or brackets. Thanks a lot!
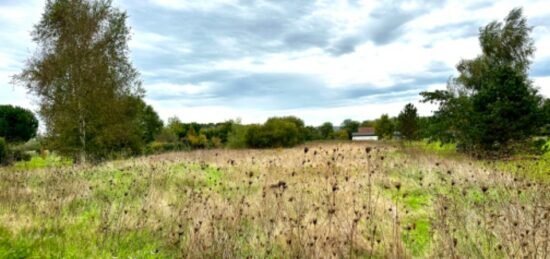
0,142,549,258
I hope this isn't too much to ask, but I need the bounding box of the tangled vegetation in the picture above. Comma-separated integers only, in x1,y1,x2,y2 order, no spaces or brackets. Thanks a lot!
1,142,549,258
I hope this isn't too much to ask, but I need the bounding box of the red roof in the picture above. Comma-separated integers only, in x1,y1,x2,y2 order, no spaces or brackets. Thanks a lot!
356,127,375,134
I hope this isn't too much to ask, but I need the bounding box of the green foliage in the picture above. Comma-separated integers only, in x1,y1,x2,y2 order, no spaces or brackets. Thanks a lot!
134,98,163,143
303,126,321,141
144,141,187,154
397,103,419,140
162,118,234,149
0,138,7,166
421,8,544,155
334,129,349,140
166,117,186,140
318,122,334,140
187,128,208,149
540,99,550,136
14,154,72,170
361,120,375,127
245,117,305,148
374,114,394,140
15,0,144,162
227,123,249,149
155,128,178,143
0,105,38,143
340,119,360,140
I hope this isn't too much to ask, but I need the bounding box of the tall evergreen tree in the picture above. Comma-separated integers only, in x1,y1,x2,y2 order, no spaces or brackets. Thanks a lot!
397,103,419,140
15,0,143,162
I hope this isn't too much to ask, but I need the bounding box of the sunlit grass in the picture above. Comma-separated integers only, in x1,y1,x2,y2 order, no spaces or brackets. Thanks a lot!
14,154,72,170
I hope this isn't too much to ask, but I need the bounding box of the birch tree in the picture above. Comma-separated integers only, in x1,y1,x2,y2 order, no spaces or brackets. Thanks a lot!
15,0,143,162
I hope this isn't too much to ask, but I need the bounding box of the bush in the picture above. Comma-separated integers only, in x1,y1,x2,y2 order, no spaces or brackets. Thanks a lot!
10,149,32,162
227,124,249,149
144,142,188,155
0,137,7,165
245,117,305,148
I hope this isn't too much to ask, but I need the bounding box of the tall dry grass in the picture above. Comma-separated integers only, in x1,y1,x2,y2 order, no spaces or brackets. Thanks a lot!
0,142,548,258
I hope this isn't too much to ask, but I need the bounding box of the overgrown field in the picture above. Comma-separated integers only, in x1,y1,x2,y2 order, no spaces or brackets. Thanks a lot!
1,142,549,258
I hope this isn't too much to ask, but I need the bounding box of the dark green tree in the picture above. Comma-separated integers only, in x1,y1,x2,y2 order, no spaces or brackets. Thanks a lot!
397,103,419,140
319,122,334,140
134,98,163,143
0,138,7,165
421,8,544,154
540,99,550,136
15,0,143,162
340,119,360,140
303,126,321,141
374,114,394,140
0,105,39,143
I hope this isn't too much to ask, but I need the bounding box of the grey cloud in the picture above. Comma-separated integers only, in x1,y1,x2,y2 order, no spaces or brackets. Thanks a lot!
427,21,480,38
146,70,448,109
327,0,448,55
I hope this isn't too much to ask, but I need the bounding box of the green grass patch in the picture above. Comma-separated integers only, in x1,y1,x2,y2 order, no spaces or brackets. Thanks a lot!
402,189,432,211
14,155,72,170
402,216,432,257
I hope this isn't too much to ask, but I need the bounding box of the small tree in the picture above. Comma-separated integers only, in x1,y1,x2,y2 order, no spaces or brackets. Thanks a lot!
341,119,360,140
397,103,419,140
334,130,349,140
375,114,394,140
319,122,334,140
227,123,249,149
0,105,39,143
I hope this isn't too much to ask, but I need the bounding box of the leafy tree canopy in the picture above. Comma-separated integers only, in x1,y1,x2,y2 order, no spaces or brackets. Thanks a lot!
0,105,39,143
340,119,360,140
421,8,545,154
15,0,143,162
374,114,394,140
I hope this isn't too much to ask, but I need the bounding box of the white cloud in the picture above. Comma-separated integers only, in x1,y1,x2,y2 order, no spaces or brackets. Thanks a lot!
146,82,212,95
533,76,550,97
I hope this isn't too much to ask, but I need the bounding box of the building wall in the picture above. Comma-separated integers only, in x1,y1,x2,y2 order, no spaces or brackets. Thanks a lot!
352,136,378,141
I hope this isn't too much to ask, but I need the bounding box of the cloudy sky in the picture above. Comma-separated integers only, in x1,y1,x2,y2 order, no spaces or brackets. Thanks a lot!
1,0,549,126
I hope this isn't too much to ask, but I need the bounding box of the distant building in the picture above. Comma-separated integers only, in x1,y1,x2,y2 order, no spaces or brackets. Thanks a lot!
352,127,377,141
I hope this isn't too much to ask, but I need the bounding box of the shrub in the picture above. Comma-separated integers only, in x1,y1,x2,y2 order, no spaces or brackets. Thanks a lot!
227,124,249,149
245,117,305,148
0,137,7,165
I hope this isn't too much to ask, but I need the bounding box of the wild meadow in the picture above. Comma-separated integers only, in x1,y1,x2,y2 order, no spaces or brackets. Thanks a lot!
1,142,549,258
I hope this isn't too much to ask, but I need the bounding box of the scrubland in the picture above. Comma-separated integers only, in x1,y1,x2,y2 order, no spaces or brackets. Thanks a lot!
1,142,549,258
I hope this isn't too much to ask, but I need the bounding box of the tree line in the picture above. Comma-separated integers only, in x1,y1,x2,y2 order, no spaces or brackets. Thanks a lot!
2,1,549,164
